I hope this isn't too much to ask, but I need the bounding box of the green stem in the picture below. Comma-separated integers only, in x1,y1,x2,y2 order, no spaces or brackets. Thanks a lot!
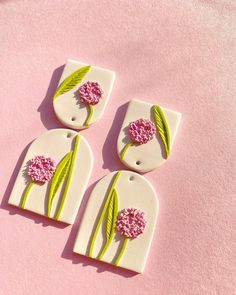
114,238,128,266
120,142,133,160
89,171,121,258
55,134,80,220
21,182,34,209
85,104,94,127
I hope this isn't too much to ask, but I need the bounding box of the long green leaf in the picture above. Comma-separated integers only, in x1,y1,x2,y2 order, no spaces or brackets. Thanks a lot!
55,134,80,220
97,188,119,260
53,65,91,100
106,188,118,241
47,152,72,217
153,105,171,159
89,171,121,258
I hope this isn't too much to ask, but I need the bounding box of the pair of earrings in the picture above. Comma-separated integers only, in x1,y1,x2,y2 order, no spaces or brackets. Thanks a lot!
8,59,181,273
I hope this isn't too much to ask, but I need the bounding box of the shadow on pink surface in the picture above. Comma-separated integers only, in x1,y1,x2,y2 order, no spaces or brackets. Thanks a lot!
102,102,129,172
37,64,66,130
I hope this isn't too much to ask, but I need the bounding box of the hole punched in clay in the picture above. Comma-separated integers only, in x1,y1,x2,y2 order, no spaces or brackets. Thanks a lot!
53,60,116,130
8,128,94,225
117,99,182,173
129,176,135,181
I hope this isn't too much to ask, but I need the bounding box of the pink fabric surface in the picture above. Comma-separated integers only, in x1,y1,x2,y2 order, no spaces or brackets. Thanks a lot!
0,1,235,294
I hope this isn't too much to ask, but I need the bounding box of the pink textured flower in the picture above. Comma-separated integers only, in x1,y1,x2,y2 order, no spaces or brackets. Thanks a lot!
79,81,103,105
28,155,56,183
128,119,156,145
116,208,147,239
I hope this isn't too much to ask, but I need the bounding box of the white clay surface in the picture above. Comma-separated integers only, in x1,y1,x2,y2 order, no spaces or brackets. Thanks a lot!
117,99,182,173
8,129,93,224
73,170,158,273
53,59,115,129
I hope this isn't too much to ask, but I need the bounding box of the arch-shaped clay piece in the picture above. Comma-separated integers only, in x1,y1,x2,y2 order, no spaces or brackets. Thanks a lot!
53,59,115,129
73,170,158,273
8,129,93,224
117,99,182,173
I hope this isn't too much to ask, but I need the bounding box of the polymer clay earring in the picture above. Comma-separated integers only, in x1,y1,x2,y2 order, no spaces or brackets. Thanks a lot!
73,170,158,273
53,59,115,129
117,99,182,173
8,129,93,224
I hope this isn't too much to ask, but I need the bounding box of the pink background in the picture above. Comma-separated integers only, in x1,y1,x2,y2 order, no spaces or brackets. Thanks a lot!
0,1,235,294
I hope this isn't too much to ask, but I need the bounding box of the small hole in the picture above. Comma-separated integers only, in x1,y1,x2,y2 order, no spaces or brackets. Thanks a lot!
67,133,72,138
129,176,134,181
71,117,76,121
136,160,141,165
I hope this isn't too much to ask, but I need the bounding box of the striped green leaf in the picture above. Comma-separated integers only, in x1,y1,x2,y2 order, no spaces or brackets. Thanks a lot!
47,152,72,217
53,65,91,100
55,134,80,220
106,188,118,241
97,188,119,260
89,171,121,258
153,105,171,159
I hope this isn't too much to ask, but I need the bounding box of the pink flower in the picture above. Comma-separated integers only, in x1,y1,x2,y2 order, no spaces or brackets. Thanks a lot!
79,81,103,105
128,119,156,145
28,155,56,183
116,208,147,239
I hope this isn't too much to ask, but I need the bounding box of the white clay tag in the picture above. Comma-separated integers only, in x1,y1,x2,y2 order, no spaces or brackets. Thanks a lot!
73,170,158,273
117,99,182,173
8,129,93,224
53,59,115,129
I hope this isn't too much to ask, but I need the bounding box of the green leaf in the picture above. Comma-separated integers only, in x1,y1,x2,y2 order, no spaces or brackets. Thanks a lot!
53,65,91,100
89,171,121,258
153,105,171,159
55,134,80,221
106,188,118,241
97,187,119,260
47,151,72,217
